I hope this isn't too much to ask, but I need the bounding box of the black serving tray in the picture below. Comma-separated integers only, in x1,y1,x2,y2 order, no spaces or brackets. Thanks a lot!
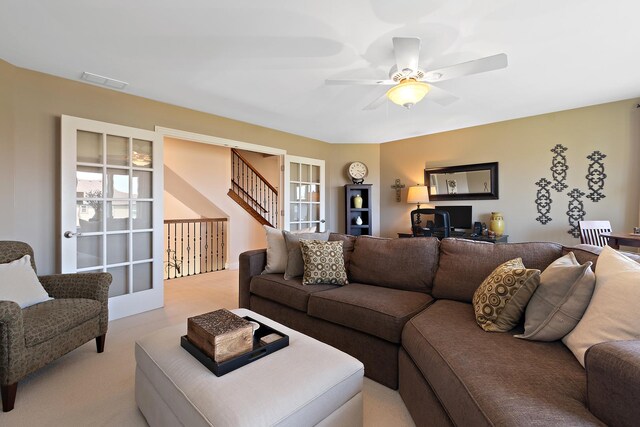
181,316,289,376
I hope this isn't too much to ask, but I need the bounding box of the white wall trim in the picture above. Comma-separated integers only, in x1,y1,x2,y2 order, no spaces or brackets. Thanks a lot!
155,126,287,156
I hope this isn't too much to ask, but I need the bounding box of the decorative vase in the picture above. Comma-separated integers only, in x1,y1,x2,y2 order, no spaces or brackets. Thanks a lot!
355,216,363,225
352,194,363,209
489,212,505,236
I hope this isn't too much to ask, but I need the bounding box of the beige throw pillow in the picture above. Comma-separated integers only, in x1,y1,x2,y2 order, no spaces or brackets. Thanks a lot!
563,246,640,367
0,255,52,308
516,252,595,341
283,231,330,279
262,225,318,274
300,240,348,286
473,258,540,332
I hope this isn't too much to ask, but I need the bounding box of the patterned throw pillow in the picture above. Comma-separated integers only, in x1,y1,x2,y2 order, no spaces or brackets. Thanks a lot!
472,258,541,332
300,240,348,286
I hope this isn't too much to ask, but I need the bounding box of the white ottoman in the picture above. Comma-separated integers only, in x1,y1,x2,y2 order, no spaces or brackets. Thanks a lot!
135,308,364,427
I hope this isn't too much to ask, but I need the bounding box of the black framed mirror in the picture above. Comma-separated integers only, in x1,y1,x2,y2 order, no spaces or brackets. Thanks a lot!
424,162,499,201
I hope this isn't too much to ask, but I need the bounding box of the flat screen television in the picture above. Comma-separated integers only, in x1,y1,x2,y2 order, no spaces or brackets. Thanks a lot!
434,205,473,230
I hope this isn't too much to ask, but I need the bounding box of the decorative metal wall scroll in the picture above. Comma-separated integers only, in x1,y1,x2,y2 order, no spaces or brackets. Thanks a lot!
391,179,405,202
550,144,569,192
585,151,607,202
566,188,586,238
534,178,553,224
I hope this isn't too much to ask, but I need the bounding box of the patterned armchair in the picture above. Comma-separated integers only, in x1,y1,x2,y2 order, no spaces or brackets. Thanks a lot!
0,241,111,412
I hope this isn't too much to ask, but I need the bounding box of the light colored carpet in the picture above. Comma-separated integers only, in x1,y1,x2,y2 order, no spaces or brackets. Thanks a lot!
0,270,415,426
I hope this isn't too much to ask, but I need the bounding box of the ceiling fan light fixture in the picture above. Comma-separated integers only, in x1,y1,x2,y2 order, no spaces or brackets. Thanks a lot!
386,79,430,109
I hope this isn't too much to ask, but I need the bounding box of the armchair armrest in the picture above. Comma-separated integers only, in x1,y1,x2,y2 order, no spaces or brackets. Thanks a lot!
585,340,640,427
38,273,112,335
38,273,111,301
238,249,266,309
0,300,25,383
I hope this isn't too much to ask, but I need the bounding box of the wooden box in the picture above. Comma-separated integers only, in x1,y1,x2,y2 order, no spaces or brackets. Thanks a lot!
187,309,253,363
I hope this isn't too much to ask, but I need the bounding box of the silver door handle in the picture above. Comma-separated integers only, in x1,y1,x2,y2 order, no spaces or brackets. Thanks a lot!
64,231,82,238
320,219,326,223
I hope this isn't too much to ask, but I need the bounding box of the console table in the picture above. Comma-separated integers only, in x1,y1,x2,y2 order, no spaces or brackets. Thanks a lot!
398,233,508,243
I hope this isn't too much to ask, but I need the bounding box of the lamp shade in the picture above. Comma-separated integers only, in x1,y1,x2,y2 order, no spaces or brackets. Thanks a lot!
386,79,430,109
407,185,430,204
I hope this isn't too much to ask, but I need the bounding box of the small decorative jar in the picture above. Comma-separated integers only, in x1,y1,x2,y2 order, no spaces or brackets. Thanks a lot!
352,194,363,209
489,212,505,236
355,216,363,225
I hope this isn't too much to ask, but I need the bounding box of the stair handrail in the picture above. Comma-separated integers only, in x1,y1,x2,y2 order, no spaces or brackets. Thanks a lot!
231,148,278,195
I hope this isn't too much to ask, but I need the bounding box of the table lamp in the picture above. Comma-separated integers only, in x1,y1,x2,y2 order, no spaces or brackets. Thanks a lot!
407,184,431,225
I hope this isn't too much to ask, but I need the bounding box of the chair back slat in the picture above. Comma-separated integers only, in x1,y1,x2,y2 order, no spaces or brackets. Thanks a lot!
578,221,612,247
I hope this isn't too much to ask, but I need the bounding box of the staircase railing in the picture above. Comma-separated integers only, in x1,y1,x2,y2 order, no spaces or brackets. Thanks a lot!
164,218,227,279
230,149,278,227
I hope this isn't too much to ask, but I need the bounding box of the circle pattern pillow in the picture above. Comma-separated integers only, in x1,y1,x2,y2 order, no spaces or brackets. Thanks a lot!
472,257,541,332
300,240,348,286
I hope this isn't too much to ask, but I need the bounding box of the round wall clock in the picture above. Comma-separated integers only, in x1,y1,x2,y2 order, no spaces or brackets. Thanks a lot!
348,161,368,184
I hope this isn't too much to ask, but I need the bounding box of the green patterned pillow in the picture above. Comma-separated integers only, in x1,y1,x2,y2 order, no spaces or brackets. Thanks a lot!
472,258,541,332
300,240,348,286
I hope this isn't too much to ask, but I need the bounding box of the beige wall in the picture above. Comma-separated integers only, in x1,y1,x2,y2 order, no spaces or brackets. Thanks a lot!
0,60,381,274
380,99,640,245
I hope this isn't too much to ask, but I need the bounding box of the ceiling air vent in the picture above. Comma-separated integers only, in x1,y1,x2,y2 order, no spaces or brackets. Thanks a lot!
80,71,128,90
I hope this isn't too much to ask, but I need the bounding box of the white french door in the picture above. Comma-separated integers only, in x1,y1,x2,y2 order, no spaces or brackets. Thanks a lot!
61,115,163,320
283,155,326,232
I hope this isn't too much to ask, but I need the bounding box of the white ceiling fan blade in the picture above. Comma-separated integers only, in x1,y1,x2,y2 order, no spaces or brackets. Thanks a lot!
325,78,395,86
392,37,421,73
362,92,389,110
423,53,508,83
426,85,459,106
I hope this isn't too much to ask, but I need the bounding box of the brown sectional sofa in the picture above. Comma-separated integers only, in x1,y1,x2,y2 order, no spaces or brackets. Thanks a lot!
239,235,640,426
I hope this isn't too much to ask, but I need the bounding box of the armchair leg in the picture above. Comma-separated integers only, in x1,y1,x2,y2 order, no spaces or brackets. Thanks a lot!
96,334,106,353
1,382,17,412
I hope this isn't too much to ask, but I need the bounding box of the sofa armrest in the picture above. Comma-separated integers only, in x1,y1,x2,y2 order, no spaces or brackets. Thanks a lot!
0,300,25,383
586,340,640,427
38,273,112,335
238,249,266,309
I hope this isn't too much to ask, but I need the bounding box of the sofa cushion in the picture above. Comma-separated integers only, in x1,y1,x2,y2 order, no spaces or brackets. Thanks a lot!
22,298,102,347
283,231,330,280
348,236,439,293
563,244,640,271
308,283,433,343
402,300,603,426
250,274,338,312
433,239,563,302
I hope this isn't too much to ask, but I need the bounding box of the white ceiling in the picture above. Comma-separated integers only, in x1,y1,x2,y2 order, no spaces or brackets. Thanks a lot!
2,0,639,143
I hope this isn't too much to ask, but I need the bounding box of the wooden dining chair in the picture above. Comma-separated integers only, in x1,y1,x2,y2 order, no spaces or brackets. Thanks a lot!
578,220,612,246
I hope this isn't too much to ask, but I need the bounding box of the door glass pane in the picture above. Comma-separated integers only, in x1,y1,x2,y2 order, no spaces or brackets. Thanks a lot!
107,169,130,198
106,134,129,166
290,183,300,201
300,204,310,221
290,203,299,221
133,232,152,261
107,201,129,231
132,170,152,199
290,163,300,181
309,184,319,202
301,164,310,182
132,201,152,229
76,167,103,198
107,233,128,264
312,204,319,221
299,184,308,201
77,130,103,163
311,165,320,183
132,139,153,168
77,235,103,269
133,263,152,292
290,223,299,231
77,200,102,233
107,265,128,297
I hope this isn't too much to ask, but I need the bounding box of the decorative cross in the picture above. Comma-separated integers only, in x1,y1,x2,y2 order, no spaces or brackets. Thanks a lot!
391,179,405,202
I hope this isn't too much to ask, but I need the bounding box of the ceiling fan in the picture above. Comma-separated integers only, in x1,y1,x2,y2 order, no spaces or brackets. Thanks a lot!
326,37,508,110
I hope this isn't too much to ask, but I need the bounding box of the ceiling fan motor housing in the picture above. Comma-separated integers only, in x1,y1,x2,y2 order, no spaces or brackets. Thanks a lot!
389,64,425,82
